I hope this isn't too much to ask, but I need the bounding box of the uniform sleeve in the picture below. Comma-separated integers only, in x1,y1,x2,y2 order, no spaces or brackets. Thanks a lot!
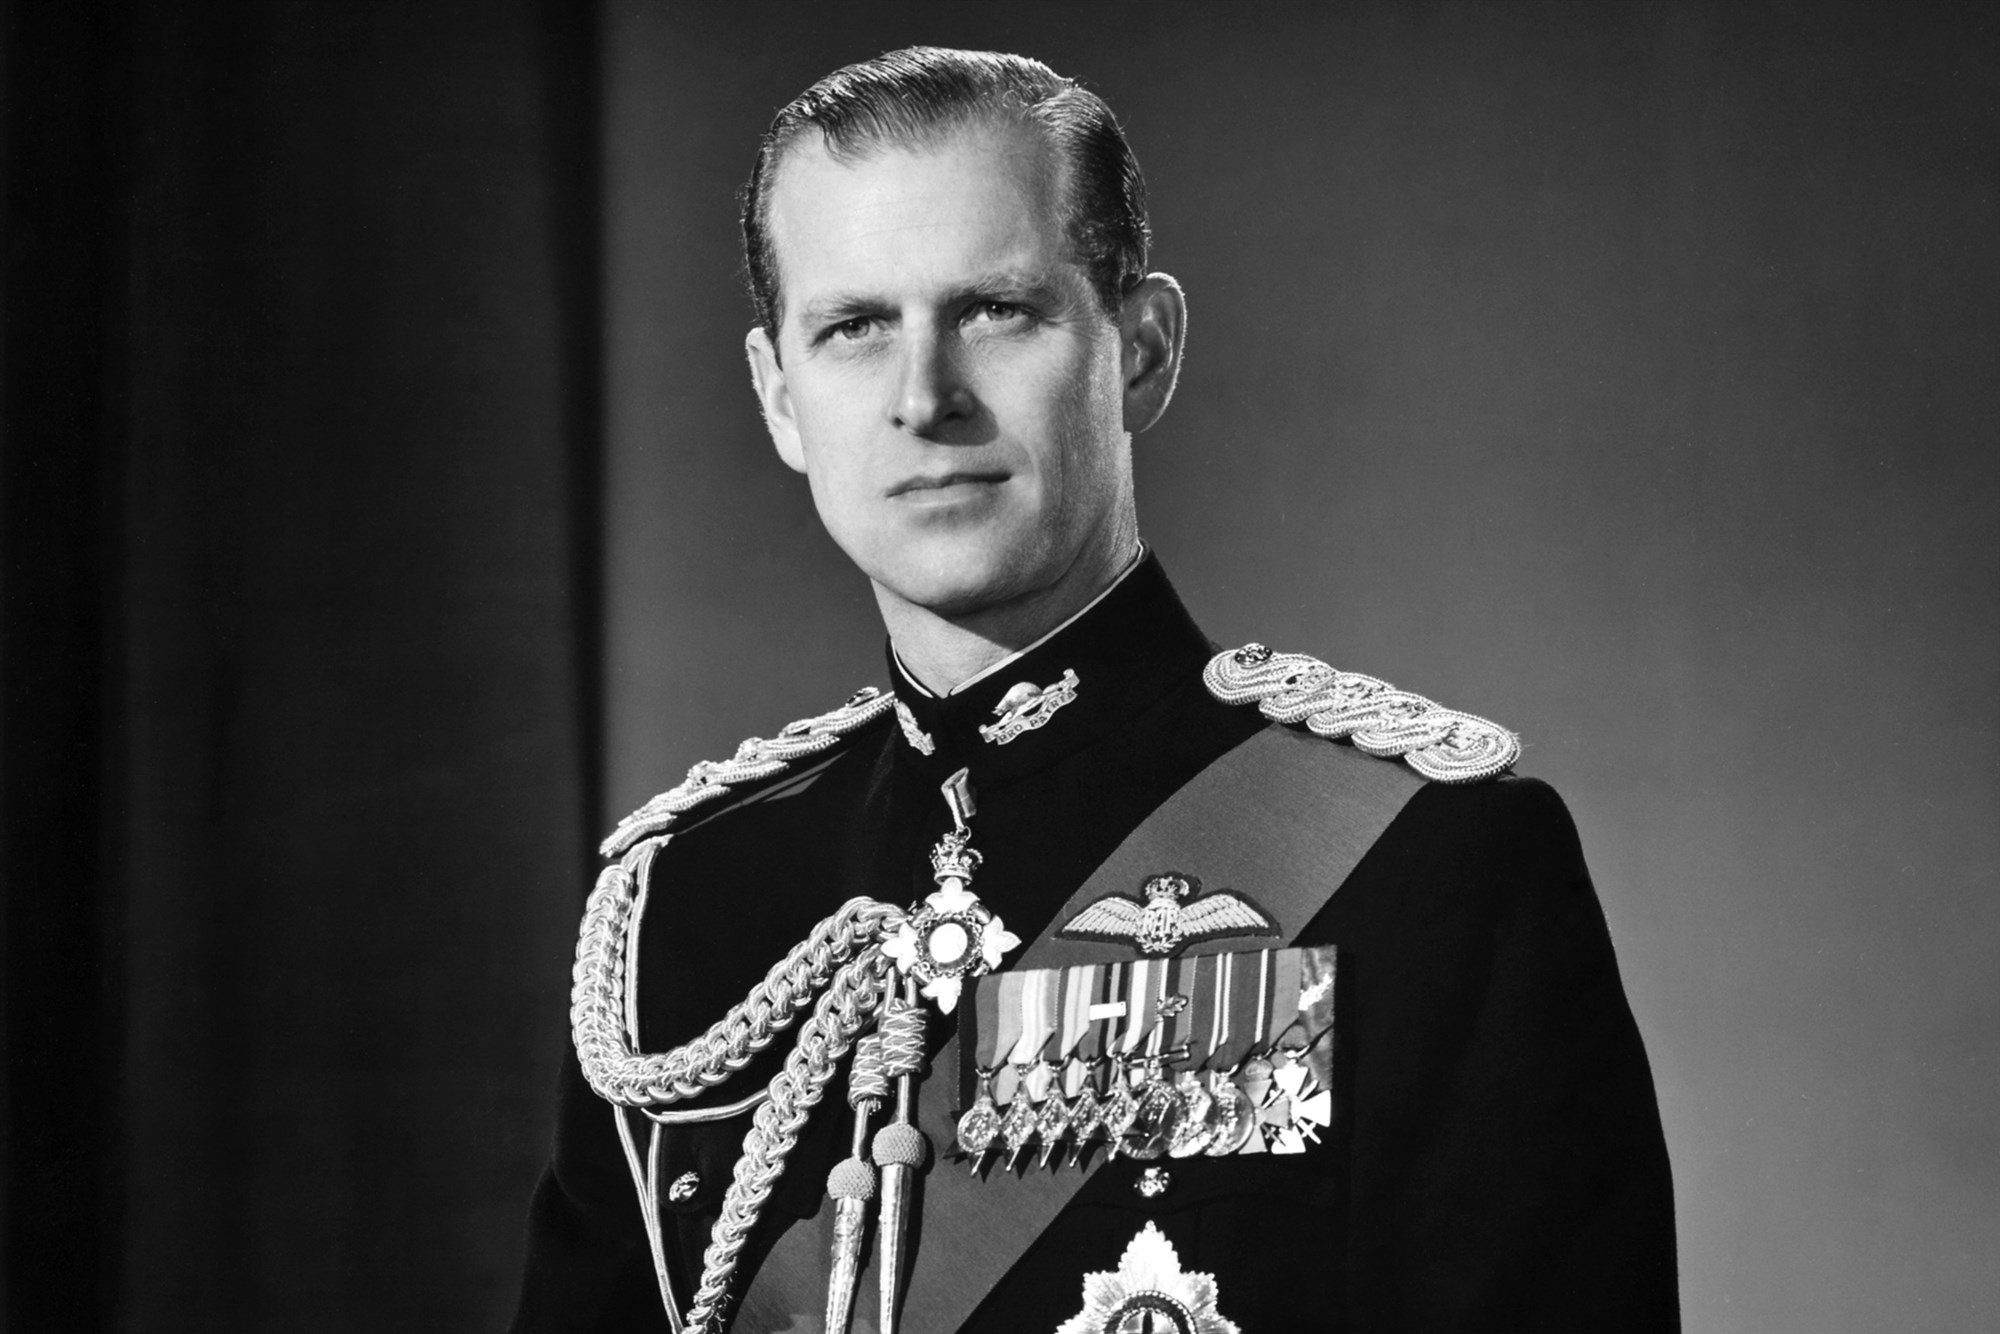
509,1047,665,1333
1325,776,1679,1332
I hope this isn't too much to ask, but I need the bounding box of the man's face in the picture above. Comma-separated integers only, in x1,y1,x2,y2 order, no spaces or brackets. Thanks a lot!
749,122,1133,622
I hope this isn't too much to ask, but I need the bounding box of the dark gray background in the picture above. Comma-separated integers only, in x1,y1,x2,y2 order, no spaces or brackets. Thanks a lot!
4,2,1994,1330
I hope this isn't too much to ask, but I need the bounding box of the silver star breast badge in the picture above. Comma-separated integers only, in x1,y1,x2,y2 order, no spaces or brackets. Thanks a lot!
1055,1221,1241,1334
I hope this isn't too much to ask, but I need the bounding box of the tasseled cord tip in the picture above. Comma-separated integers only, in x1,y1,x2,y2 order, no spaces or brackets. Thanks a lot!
827,1156,876,1201
872,1122,928,1169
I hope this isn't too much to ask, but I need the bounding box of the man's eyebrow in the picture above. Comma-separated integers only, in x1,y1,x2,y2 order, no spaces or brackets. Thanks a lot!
955,269,1069,303
797,293,894,330
796,270,1076,330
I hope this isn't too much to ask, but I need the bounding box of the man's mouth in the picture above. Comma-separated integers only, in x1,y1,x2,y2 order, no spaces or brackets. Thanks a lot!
887,471,1008,498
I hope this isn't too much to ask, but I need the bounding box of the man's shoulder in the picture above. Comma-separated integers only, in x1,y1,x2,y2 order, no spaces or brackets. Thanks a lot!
1202,641,1522,785
1389,769,1582,861
1193,640,1583,916
593,683,900,1066
599,683,896,859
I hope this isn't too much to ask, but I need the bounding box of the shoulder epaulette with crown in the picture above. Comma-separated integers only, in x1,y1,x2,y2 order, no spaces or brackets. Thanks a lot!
1204,643,1519,783
600,686,896,857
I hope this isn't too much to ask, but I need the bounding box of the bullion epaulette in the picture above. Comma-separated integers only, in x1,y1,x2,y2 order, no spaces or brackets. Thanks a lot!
600,686,897,857
1203,642,1520,783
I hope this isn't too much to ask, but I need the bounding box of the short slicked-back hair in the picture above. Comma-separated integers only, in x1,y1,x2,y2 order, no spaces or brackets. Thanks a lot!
741,46,1150,342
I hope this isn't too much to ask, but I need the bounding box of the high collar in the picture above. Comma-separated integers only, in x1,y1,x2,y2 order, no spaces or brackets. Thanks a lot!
886,552,1214,786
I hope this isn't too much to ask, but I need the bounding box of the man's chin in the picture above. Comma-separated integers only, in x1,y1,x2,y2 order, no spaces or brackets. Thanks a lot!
867,552,1040,624
849,522,1022,610
882,574,1025,622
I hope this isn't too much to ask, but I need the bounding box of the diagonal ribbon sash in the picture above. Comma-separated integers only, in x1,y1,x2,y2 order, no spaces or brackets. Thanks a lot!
738,721,1422,1333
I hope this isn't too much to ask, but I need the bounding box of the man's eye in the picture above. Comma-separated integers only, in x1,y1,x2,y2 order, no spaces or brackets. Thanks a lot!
967,301,1025,325
827,317,878,341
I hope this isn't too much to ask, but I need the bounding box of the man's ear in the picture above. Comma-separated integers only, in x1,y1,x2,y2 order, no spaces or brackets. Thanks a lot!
746,327,807,473
1119,273,1187,434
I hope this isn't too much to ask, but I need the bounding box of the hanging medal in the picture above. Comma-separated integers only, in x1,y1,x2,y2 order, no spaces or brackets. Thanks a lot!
1233,949,1333,1154
1122,960,1183,1161
1097,963,1141,1159
957,966,1022,1171
883,768,1020,1014
1235,1054,1274,1156
1166,1070,1214,1158
1000,968,1058,1170
1201,952,1259,1156
1035,964,1093,1166
1064,1061,1106,1169
1265,1053,1333,1154
1166,956,1219,1158
956,1069,1002,1168
1124,1065,1182,1160
1100,1062,1141,1160
1263,949,1334,1154
1292,947,1338,1094
1065,965,1117,1167
1203,1066,1259,1156
998,1070,1040,1170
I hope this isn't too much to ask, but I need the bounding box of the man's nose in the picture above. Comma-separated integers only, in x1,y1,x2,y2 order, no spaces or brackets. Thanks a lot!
890,330,973,437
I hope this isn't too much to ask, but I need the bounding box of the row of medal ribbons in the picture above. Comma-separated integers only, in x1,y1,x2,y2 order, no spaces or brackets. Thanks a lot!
954,946,1337,1169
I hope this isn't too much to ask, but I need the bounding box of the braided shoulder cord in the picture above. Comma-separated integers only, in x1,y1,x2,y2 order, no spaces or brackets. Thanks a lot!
601,687,896,857
570,837,906,1329
1204,643,1521,782
683,943,897,1332
571,835,903,1107
564,685,910,1331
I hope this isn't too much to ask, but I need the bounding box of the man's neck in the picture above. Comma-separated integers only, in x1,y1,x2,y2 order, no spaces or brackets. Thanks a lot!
881,540,1143,696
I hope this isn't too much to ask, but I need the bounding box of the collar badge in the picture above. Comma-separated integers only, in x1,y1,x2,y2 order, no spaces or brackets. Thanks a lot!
1058,872,1278,957
979,669,1080,746
1056,1220,1241,1334
893,698,935,755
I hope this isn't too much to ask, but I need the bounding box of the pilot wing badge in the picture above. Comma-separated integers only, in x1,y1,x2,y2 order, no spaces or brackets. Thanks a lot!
1058,872,1278,957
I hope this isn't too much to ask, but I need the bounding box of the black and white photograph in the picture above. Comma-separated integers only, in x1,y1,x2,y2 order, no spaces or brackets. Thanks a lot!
4,4,1995,1331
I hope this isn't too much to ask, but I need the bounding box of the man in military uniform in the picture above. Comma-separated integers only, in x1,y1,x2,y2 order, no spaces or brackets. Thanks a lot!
512,47,1677,1333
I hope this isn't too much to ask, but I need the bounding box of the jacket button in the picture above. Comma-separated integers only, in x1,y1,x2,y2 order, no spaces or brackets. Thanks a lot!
666,1171,700,1203
1135,1166,1171,1199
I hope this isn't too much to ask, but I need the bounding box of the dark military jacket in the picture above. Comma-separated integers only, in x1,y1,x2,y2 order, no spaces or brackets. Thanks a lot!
511,554,1679,1331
